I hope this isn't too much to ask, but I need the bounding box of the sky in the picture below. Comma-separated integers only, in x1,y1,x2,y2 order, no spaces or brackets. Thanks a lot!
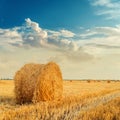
0,0,120,79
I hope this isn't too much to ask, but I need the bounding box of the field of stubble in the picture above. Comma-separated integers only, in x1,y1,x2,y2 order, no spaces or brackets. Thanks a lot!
0,80,120,120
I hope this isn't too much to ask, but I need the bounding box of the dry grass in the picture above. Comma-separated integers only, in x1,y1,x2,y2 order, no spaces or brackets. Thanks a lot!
0,80,120,120
78,97,120,120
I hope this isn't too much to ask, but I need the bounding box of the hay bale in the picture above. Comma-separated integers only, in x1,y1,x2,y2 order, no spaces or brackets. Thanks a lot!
14,62,63,104
87,80,91,83
32,62,63,103
14,63,44,104
107,80,111,83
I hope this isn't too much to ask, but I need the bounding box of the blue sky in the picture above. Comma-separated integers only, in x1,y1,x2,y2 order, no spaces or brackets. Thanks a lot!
0,0,120,79
0,0,117,29
1,0,92,29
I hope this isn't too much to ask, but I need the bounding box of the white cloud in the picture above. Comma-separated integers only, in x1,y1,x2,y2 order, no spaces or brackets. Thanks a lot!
78,26,120,41
0,18,120,79
25,18,47,38
0,28,23,51
0,28,21,42
0,19,93,68
92,0,114,7
1,18,120,56
1,19,120,53
77,26,120,57
79,31,97,38
6,18,77,52
59,29,75,38
90,0,120,20
47,29,75,38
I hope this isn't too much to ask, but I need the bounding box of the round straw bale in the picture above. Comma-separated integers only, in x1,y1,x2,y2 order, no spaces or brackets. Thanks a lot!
33,62,63,102
14,63,44,104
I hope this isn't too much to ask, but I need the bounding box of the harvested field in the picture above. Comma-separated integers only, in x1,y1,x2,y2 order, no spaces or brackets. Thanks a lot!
0,80,120,120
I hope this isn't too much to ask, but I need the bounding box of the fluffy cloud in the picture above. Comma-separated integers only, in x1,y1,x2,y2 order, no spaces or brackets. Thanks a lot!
0,28,21,42
0,18,93,70
59,29,75,37
6,18,77,52
1,18,120,57
1,18,120,55
10,18,48,48
1,18,120,79
25,18,47,38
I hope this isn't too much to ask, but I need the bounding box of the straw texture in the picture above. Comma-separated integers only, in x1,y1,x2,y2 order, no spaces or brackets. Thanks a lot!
14,62,63,104
33,62,63,102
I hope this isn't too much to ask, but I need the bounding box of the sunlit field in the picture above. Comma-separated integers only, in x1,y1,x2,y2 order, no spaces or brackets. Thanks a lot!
0,80,120,120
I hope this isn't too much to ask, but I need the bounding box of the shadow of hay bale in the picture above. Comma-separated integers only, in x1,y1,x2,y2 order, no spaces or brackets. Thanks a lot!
0,96,15,105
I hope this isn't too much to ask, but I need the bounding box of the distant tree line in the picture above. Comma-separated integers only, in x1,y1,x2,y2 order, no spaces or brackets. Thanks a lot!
0,78,13,80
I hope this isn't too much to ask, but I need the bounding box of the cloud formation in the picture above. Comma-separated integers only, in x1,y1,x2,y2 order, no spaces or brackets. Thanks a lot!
90,0,120,20
1,18,120,58
0,18,94,68
78,26,120,49
0,18,120,54
7,18,78,52
0,18,120,79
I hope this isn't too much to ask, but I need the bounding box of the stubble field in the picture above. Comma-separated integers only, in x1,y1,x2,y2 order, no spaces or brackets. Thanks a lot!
0,80,120,120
